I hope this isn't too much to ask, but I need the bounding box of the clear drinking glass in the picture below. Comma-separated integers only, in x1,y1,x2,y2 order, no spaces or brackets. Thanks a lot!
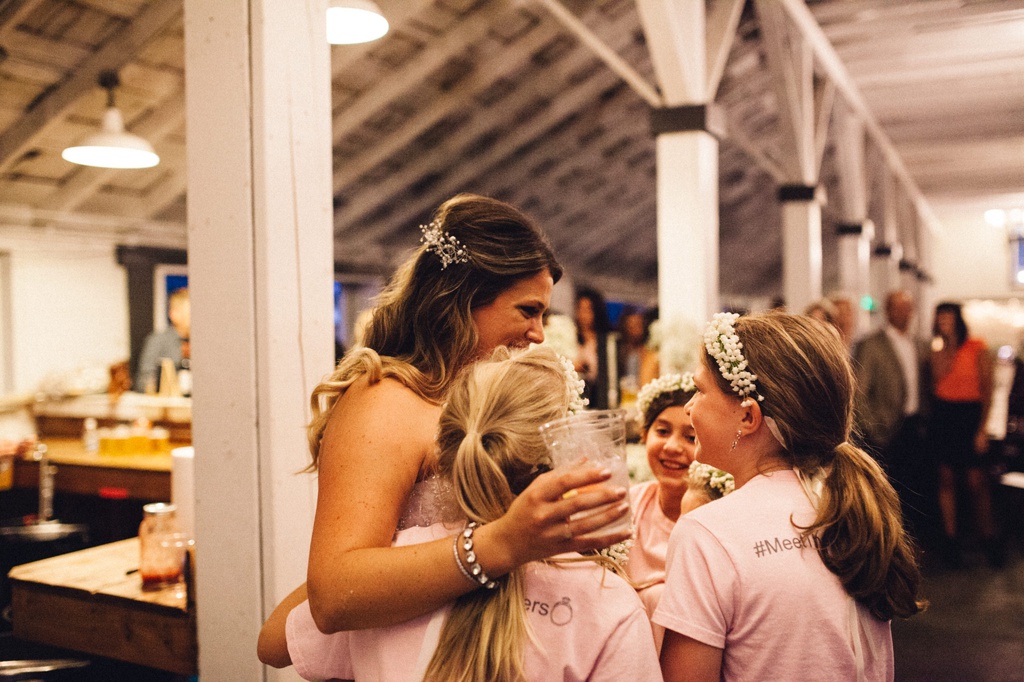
539,409,631,537
139,502,189,591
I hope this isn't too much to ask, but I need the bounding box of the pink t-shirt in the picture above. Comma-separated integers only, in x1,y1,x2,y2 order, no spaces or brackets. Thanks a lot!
653,470,894,682
287,523,662,682
626,480,676,650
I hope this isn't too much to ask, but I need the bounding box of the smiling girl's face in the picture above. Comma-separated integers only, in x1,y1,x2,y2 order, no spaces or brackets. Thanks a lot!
643,404,697,491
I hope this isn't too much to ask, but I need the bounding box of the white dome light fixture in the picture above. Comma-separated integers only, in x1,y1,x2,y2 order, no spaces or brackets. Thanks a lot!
62,70,159,170
327,0,389,44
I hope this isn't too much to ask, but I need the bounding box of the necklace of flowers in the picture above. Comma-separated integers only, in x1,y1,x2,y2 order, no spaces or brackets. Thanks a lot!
636,372,695,419
703,312,787,449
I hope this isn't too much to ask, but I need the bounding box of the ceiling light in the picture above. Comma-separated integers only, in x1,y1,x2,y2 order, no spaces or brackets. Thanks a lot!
327,0,389,44
62,70,159,170
985,208,1007,228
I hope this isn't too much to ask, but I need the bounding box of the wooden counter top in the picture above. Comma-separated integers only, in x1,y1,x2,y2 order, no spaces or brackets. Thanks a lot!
35,438,174,472
8,538,197,675
13,438,175,501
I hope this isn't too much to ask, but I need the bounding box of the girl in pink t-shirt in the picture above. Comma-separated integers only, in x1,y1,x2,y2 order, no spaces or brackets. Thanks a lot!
259,346,660,681
656,312,926,682
625,374,697,646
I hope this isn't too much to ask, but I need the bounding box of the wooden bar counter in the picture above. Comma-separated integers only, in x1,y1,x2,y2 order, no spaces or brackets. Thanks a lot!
12,438,172,501
8,538,197,675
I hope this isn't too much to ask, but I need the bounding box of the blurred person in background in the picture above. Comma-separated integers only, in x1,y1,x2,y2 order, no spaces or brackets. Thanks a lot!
828,293,857,349
928,301,1002,567
574,286,613,409
617,306,655,408
853,290,931,539
134,287,190,393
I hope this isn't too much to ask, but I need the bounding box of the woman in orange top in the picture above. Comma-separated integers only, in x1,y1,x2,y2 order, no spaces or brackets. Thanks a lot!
929,302,1000,566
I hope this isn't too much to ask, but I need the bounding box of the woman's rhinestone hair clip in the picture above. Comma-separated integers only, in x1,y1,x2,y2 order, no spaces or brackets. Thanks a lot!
419,220,470,269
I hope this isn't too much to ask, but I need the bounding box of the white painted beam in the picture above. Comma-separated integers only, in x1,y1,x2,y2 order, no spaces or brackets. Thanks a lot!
535,0,661,107
636,0,706,104
705,0,745,99
184,1,332,679
777,0,942,237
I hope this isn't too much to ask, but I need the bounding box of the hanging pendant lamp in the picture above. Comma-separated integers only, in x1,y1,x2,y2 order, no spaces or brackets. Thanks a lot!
62,70,160,170
327,0,389,44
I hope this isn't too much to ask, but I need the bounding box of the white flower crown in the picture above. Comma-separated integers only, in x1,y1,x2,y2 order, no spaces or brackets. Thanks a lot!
636,373,696,420
702,313,788,449
703,312,762,401
558,354,589,415
688,460,735,499
419,220,470,269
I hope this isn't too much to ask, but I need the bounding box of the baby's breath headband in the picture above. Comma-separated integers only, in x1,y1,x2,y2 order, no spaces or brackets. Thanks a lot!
558,354,589,415
636,373,695,420
419,219,470,269
703,312,787,449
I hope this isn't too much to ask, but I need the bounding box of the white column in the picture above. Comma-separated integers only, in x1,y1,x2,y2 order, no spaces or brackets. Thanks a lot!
656,130,719,327
780,197,822,314
833,104,871,337
869,244,900,319
184,1,332,679
837,220,873,336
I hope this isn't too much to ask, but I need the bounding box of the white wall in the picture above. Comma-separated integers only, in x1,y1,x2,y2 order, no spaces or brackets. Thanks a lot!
931,202,1016,302
0,225,129,395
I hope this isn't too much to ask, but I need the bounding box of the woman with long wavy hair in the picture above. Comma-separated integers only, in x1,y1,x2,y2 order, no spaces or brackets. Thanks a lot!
257,194,631,668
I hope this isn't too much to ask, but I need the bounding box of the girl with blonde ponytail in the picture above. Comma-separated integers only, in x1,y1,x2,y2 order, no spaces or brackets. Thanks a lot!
657,312,925,682
278,347,660,681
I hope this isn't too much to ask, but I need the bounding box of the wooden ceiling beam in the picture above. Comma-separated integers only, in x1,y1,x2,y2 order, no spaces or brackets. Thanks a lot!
338,65,624,251
535,0,660,106
328,0,439,78
331,0,515,149
332,8,563,194
0,0,47,40
335,9,641,239
0,0,181,174
138,167,186,220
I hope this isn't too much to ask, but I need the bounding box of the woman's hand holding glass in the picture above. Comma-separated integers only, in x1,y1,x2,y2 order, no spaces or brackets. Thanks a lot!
476,459,630,573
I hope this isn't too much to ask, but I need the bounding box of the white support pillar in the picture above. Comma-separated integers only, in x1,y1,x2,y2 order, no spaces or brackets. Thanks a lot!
870,167,902,309
183,1,332,679
833,103,871,337
779,191,823,314
837,220,873,336
656,130,720,326
637,0,721,331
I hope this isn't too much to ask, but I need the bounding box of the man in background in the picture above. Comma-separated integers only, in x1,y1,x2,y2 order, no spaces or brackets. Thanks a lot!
134,287,190,393
853,290,931,534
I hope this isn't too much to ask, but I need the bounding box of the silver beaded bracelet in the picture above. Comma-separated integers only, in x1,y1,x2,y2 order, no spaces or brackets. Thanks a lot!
452,521,496,590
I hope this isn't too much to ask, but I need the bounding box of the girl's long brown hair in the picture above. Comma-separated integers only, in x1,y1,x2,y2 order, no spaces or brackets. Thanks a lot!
703,312,925,620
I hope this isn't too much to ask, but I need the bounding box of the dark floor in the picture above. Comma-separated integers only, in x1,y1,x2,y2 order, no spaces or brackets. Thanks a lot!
892,485,1024,682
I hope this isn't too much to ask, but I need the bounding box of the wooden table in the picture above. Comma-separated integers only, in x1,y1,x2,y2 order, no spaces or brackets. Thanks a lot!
8,538,197,675
12,438,173,501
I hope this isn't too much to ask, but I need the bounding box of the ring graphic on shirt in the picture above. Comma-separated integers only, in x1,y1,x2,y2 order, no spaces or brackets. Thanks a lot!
550,597,573,626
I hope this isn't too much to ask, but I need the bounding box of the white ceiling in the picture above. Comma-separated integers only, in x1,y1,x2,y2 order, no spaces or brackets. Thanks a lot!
1,0,1022,303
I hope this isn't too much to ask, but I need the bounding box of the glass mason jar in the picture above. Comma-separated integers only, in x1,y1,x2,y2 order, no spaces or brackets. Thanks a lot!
139,502,189,590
